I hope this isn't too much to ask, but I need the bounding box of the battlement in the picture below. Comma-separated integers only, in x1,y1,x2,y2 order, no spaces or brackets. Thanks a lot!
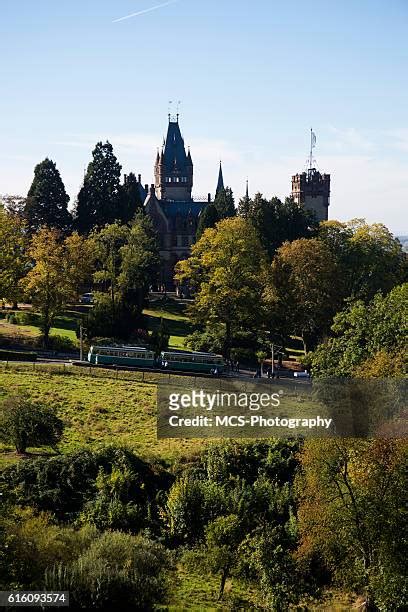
292,168,330,222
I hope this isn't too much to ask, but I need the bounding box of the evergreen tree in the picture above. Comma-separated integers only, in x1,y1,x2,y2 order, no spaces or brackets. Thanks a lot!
24,159,71,234
196,203,220,240
238,193,317,258
213,187,235,219
120,173,144,224
74,142,122,234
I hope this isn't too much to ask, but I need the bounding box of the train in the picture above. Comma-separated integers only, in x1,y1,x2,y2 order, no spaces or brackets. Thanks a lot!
87,345,224,375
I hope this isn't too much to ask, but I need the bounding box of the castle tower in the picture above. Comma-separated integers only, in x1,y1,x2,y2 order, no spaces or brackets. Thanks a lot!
216,161,224,195
292,130,330,222
154,117,193,201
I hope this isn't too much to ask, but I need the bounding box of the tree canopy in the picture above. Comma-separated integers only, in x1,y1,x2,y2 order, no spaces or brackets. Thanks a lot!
0,208,29,307
269,237,339,352
24,158,71,234
239,194,318,258
74,142,122,234
213,187,235,220
309,282,408,377
318,219,407,301
175,217,268,356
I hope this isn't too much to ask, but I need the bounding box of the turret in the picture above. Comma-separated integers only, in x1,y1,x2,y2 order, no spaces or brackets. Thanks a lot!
154,117,193,201
216,161,224,195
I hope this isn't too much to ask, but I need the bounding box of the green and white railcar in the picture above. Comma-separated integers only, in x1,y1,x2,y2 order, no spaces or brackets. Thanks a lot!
88,345,155,368
160,350,224,374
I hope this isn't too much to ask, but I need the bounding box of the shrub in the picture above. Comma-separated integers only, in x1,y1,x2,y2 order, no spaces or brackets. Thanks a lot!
17,312,35,326
0,394,64,454
45,531,171,610
0,447,173,522
42,335,78,353
1,506,98,588
0,349,37,362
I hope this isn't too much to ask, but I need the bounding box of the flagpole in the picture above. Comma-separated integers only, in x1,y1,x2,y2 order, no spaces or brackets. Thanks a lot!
310,127,313,171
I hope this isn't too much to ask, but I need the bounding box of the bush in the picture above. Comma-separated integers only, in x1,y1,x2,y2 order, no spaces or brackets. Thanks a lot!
45,531,172,610
44,335,78,353
0,394,64,454
17,312,35,326
0,506,98,588
6,313,17,324
0,447,173,522
0,349,37,362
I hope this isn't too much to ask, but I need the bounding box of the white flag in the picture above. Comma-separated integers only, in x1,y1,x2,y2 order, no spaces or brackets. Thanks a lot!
311,131,317,148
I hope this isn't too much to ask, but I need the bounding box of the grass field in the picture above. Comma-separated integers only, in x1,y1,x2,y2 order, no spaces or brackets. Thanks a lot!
0,364,210,468
0,298,192,350
143,298,192,349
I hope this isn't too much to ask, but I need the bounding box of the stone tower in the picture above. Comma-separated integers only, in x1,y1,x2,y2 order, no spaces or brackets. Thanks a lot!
291,169,330,222
292,130,330,222
154,117,193,201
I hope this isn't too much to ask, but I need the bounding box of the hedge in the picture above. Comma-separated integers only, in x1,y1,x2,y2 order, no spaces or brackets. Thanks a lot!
0,349,37,362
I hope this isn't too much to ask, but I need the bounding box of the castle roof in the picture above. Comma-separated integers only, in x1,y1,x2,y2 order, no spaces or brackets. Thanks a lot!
159,199,206,218
216,162,224,194
163,120,189,170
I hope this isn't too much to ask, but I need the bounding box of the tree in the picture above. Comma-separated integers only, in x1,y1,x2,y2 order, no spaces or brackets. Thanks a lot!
24,158,71,234
269,238,339,352
21,228,71,346
296,439,408,610
318,219,407,301
63,232,95,301
118,213,159,317
86,216,159,340
239,194,318,258
204,515,243,600
21,228,91,346
0,208,29,307
196,203,220,240
91,223,129,314
175,217,269,357
213,187,235,219
120,172,144,224
309,283,408,377
74,142,122,234
150,318,170,356
0,395,63,454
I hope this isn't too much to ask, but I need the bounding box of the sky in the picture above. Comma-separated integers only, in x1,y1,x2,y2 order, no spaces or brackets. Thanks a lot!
0,0,407,233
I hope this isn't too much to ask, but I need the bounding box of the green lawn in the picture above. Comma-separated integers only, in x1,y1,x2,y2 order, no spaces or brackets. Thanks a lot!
165,564,259,611
0,364,210,468
143,298,193,349
0,299,192,350
0,309,81,346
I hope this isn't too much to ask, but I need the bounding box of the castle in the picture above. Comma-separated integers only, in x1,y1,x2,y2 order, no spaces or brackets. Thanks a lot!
144,116,223,290
138,118,330,290
291,168,330,223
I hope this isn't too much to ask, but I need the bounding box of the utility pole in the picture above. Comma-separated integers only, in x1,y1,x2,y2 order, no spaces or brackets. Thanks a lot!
79,324,83,362
271,343,274,376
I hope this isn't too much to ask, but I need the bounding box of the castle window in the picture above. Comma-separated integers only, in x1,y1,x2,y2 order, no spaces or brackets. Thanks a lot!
181,177,187,183
165,177,171,183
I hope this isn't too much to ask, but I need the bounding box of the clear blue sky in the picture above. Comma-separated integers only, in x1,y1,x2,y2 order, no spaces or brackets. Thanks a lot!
1,0,407,233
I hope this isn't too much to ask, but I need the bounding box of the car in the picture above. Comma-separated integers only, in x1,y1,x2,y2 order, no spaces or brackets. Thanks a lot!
79,293,94,304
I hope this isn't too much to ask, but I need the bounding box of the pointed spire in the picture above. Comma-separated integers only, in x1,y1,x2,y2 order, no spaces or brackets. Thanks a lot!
246,179,249,199
216,161,224,195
